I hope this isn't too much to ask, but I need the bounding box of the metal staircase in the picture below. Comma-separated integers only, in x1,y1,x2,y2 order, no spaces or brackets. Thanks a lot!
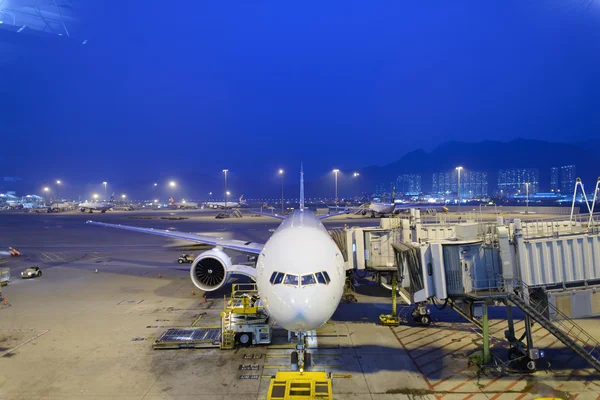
507,283,600,372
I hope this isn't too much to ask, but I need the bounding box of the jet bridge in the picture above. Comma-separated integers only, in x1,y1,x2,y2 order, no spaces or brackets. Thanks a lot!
342,209,600,372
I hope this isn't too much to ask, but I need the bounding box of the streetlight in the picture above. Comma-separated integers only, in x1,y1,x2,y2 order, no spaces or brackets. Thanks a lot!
525,182,530,214
226,191,231,206
102,182,107,199
455,166,463,212
93,193,99,200
223,169,229,208
333,169,340,210
353,172,360,201
56,180,61,201
169,181,176,188
122,194,126,203
43,187,49,201
279,169,284,213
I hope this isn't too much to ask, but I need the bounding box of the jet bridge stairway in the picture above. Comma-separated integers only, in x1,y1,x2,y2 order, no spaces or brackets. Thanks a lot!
507,285,600,372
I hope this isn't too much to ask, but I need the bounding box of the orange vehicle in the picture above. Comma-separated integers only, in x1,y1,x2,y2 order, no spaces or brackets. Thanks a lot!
8,247,20,256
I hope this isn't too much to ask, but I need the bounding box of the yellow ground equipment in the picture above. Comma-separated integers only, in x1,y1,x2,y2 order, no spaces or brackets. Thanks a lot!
379,273,400,326
220,283,271,349
267,371,332,400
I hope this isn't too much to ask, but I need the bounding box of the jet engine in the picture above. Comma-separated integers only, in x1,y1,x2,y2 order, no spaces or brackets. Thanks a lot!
190,248,232,291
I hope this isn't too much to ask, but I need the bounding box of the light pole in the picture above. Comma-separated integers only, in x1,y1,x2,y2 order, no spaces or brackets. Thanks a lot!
93,193,99,201
226,191,230,207
56,180,61,201
279,169,284,213
103,181,107,200
353,172,360,201
455,166,463,212
122,194,126,204
333,169,340,210
43,187,50,202
223,169,229,208
525,182,530,214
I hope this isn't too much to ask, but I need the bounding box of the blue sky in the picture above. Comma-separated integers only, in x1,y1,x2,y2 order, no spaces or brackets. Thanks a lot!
2,1,600,197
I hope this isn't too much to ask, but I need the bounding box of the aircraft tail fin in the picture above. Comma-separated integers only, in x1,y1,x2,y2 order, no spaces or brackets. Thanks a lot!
110,193,115,202
300,163,305,211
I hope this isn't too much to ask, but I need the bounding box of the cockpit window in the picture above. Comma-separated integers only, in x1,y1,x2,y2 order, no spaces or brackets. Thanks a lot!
274,272,285,285
315,272,326,285
283,274,299,286
322,271,331,284
301,274,316,286
269,271,278,284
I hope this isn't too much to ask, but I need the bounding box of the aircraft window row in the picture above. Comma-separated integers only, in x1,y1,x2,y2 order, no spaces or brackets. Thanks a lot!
269,271,331,286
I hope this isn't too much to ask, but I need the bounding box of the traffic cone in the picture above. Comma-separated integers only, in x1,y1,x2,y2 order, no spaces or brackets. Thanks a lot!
3,297,7,306
203,294,207,303
191,289,195,296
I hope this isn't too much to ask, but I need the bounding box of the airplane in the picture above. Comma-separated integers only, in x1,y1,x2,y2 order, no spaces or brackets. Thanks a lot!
87,167,350,371
204,195,246,209
353,187,398,217
79,194,114,213
48,200,75,212
169,197,199,209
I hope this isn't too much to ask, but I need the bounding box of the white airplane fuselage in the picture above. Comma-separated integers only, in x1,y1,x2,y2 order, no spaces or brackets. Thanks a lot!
78,202,113,212
173,202,199,209
253,209,345,332
368,202,395,215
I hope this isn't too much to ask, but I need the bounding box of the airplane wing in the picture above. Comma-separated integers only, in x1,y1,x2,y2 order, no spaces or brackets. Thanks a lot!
250,211,286,220
86,221,263,254
317,209,352,220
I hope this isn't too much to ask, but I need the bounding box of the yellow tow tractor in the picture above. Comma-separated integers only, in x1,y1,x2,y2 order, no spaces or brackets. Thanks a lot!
267,371,332,400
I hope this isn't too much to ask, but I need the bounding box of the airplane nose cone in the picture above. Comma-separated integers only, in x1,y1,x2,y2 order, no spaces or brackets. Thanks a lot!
267,288,334,332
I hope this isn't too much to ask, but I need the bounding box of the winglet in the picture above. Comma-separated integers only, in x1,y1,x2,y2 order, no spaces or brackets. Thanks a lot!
300,163,305,211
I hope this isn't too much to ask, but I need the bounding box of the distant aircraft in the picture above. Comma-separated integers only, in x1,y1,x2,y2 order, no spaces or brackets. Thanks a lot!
78,194,114,213
169,197,199,209
88,166,349,372
355,187,398,217
48,200,74,212
204,195,246,209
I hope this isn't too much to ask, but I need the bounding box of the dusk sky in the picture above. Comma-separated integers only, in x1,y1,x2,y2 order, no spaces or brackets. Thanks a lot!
2,1,600,197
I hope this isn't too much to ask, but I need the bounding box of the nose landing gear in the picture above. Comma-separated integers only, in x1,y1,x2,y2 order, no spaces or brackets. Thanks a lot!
290,332,312,372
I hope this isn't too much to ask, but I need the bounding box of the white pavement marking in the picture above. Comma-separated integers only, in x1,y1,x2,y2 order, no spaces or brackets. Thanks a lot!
0,329,50,357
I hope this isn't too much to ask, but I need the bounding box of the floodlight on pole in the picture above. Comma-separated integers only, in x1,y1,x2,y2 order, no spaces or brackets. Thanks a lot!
455,166,463,212
333,169,340,210
279,169,284,213
93,193,99,200
353,172,360,200
103,182,107,199
169,181,176,188
223,169,229,208
56,180,61,201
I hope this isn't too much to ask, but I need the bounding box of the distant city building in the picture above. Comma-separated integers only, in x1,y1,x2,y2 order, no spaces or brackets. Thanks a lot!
497,168,539,195
559,165,576,193
395,174,422,195
550,167,559,192
432,170,488,197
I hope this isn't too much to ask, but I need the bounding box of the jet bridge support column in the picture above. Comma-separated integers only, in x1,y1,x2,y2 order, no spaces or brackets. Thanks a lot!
482,303,491,364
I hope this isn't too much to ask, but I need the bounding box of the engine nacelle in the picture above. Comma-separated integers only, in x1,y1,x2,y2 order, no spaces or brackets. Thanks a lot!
190,248,232,291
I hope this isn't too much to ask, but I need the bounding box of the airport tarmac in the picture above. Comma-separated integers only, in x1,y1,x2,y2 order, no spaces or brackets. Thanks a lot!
0,209,599,400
